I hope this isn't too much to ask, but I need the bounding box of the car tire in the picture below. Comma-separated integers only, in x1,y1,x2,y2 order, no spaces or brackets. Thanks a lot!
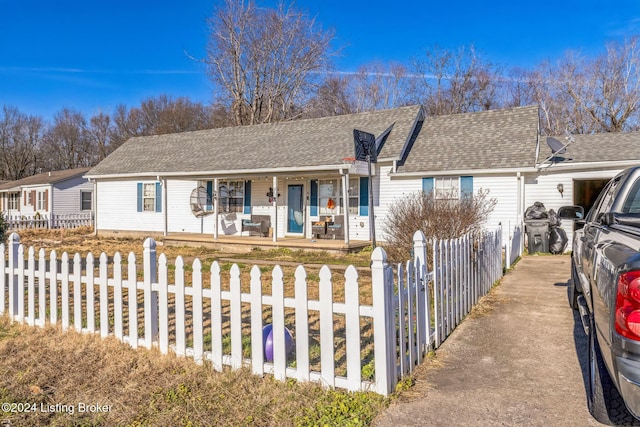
587,316,632,425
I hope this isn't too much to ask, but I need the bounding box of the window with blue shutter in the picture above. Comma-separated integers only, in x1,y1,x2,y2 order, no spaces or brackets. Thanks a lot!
244,180,251,214
359,177,369,216
155,182,162,212
422,177,434,194
137,183,143,212
460,176,473,198
137,182,162,212
310,180,318,216
206,181,213,211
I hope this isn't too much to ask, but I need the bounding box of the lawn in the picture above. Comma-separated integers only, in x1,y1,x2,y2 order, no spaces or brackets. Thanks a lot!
0,228,393,426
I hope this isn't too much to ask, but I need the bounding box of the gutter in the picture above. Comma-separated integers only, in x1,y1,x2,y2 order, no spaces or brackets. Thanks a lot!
84,164,355,181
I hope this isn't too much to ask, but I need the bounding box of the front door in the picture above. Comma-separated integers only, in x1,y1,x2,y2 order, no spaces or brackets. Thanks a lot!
287,184,304,234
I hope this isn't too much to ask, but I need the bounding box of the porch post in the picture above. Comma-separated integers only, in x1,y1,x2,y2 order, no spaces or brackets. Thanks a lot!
341,171,350,245
213,178,219,240
272,176,278,242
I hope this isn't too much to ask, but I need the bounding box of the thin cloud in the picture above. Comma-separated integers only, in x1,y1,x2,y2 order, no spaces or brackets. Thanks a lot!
0,66,199,75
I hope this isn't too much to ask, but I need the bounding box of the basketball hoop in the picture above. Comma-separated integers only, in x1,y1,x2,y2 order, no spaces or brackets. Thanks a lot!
342,157,356,164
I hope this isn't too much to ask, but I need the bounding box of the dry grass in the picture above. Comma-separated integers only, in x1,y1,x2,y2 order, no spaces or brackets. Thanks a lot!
0,317,369,426
0,228,388,426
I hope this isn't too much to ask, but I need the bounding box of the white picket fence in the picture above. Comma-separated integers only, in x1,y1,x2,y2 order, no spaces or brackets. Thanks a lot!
0,227,503,396
5,213,94,230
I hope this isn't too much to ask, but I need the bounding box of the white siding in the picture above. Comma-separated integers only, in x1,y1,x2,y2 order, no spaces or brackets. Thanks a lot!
376,164,422,242
52,175,94,215
96,180,163,232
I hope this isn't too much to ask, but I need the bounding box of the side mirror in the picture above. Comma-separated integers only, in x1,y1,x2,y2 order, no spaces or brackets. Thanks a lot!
558,205,585,220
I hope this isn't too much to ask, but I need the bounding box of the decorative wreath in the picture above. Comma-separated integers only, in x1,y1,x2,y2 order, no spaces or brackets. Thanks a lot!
326,198,335,209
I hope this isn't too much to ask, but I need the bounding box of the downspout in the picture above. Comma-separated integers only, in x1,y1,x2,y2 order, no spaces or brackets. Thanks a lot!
92,180,98,236
159,176,167,237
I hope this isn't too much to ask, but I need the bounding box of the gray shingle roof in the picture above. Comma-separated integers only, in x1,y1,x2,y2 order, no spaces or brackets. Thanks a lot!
396,105,540,173
541,131,640,164
0,167,91,192
86,105,423,177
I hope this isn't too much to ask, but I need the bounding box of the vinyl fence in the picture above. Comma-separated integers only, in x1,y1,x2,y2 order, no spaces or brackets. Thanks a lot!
5,213,94,230
0,227,504,396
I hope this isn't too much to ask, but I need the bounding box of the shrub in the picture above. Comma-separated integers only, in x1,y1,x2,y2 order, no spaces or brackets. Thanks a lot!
381,189,497,263
0,213,7,244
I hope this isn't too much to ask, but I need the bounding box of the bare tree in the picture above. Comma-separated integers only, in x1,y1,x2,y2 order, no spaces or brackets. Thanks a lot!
349,62,415,112
110,95,217,149
0,106,42,180
206,0,335,125
40,108,94,170
304,76,353,118
413,44,502,116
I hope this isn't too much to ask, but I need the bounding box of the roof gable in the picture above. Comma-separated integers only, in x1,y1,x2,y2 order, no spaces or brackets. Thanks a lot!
397,105,540,173
0,167,91,192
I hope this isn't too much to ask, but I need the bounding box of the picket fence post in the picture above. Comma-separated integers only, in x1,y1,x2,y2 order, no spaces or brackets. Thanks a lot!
143,238,158,349
371,246,395,396
413,231,428,363
8,233,19,319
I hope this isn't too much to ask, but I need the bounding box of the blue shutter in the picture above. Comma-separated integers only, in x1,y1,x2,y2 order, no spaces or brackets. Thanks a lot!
310,180,318,216
243,180,251,214
155,182,162,212
137,183,143,212
422,177,434,194
460,176,473,198
206,181,213,211
359,177,369,216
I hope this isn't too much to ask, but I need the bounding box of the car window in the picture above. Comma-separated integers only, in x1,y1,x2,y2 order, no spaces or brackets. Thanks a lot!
623,178,640,213
587,177,620,222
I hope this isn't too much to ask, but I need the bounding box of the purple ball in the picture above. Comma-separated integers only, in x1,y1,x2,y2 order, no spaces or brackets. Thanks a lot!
263,324,294,362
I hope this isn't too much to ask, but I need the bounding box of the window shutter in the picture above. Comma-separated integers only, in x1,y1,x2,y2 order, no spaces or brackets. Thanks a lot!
44,189,48,211
137,183,143,212
206,181,213,211
155,182,162,212
460,176,473,198
243,180,251,214
310,180,318,216
359,177,369,216
422,177,434,194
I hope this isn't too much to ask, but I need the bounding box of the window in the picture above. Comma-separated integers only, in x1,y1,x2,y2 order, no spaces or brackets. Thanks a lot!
7,193,19,210
434,176,459,200
81,191,92,211
347,178,359,215
423,176,473,200
37,191,46,211
143,184,156,211
318,178,359,215
218,180,244,213
137,182,162,213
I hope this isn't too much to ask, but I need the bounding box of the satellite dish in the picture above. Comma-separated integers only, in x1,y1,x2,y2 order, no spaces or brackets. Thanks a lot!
190,186,215,217
546,137,567,155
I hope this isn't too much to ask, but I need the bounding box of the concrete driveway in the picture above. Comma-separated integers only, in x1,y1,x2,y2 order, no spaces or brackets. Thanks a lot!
372,255,639,427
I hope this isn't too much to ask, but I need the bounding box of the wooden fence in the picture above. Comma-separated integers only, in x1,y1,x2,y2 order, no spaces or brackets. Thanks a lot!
4,213,94,230
0,227,503,396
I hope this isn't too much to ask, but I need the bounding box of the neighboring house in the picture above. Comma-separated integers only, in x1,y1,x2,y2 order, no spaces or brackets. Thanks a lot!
84,104,640,252
0,167,94,220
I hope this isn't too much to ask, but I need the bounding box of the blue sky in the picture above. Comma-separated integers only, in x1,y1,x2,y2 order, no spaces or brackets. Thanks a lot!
1,0,639,121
